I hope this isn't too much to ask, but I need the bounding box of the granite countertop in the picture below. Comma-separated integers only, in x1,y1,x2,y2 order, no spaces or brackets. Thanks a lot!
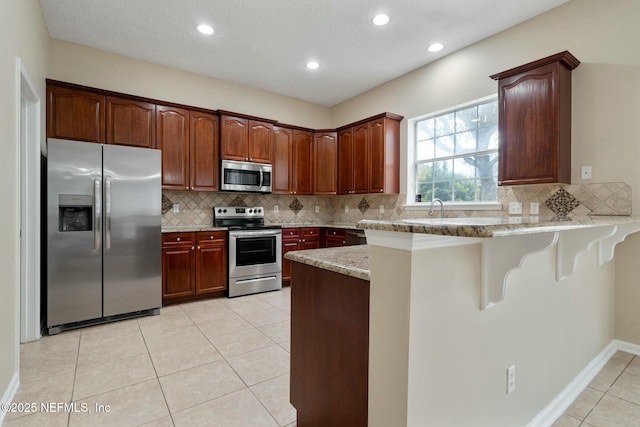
163,223,359,233
285,245,371,281
272,223,358,229
162,226,228,233
358,215,640,238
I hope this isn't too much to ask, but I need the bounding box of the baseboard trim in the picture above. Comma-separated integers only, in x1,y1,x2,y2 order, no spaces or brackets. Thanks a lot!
528,339,640,427
0,371,20,425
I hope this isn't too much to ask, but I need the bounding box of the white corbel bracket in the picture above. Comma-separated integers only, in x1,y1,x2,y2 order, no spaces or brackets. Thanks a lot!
556,226,617,281
481,232,558,310
598,223,640,265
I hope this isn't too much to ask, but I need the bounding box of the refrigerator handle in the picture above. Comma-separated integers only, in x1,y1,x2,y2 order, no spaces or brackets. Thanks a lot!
94,177,101,250
105,178,111,249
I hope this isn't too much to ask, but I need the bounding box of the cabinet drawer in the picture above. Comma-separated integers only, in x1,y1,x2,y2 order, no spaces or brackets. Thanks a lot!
325,228,346,238
162,232,195,246
283,228,301,238
302,228,320,239
196,231,226,245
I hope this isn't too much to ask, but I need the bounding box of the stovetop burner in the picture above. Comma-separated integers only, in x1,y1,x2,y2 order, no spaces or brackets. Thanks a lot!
213,206,281,230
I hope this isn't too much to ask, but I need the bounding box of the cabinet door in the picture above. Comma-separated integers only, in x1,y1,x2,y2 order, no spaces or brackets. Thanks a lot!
292,130,313,195
106,96,155,148
157,105,189,190
190,111,219,191
314,132,337,195
337,128,354,194
282,237,301,283
162,246,195,299
368,118,389,193
273,126,293,194
195,233,227,294
47,85,105,143
353,123,369,194
498,62,560,185
220,115,249,161
248,120,274,163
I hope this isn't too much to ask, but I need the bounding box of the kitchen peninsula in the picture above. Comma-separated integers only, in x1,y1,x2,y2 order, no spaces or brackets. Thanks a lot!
286,215,640,427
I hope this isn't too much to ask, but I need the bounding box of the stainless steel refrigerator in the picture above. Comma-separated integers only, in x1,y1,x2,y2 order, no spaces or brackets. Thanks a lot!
47,138,161,334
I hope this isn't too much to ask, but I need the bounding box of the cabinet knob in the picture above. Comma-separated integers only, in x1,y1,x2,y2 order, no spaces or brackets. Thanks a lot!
192,246,195,250
210,236,214,239
176,237,181,241
302,239,305,242
197,246,201,250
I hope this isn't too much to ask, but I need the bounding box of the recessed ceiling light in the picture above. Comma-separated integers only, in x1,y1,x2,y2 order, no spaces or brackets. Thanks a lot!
427,43,444,53
306,61,319,70
373,14,390,26
197,24,214,35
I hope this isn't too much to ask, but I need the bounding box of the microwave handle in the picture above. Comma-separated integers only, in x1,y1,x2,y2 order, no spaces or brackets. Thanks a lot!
260,170,264,186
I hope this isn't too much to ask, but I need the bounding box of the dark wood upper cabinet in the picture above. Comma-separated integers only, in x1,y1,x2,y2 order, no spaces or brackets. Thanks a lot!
273,126,293,194
189,111,219,191
314,132,337,195
369,117,400,193
157,105,189,190
338,128,354,194
47,85,105,143
352,123,370,194
490,51,580,186
106,96,156,148
337,113,402,194
219,115,249,161
292,130,313,195
249,120,274,163
220,113,274,164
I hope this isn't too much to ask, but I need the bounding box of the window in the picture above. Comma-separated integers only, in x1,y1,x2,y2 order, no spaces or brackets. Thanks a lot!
413,97,499,203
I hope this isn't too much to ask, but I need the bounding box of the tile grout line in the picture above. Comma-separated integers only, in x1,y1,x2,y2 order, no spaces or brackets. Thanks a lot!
136,318,177,427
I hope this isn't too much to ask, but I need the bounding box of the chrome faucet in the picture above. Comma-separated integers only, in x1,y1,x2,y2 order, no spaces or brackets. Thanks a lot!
428,198,444,218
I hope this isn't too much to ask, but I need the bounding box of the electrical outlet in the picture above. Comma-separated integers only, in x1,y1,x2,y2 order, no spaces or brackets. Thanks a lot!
273,205,279,213
345,206,349,213
172,203,179,214
581,165,592,180
508,202,522,215
507,365,516,394
379,205,385,214
315,205,320,214
530,202,539,215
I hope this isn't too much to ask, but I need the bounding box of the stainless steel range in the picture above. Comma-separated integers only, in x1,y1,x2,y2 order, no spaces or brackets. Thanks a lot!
214,206,282,297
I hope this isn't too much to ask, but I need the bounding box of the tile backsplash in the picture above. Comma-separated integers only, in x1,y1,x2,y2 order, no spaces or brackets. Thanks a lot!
162,182,632,227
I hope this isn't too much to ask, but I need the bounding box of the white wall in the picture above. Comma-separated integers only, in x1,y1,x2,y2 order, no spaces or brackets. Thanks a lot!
368,241,615,426
0,0,49,413
48,40,332,130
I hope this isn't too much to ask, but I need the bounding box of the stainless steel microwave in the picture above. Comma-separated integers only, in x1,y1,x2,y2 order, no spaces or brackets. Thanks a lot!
220,159,272,193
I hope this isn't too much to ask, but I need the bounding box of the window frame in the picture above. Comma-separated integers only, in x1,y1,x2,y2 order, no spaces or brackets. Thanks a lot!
406,94,502,211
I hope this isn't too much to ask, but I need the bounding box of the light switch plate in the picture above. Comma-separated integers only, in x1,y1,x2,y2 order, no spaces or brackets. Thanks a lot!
172,203,179,214
274,205,279,213
315,205,320,213
379,205,384,214
581,165,592,180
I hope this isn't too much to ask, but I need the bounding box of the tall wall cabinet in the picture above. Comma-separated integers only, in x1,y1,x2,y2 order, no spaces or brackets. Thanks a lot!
490,51,580,186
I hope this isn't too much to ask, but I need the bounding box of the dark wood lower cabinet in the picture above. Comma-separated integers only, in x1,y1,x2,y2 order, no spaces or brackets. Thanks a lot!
290,262,369,427
162,231,227,305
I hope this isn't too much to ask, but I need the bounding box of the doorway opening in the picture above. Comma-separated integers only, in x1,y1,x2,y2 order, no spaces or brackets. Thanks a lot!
17,58,41,343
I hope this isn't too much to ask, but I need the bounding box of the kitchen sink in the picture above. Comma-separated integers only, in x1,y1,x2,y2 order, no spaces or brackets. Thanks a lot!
402,217,505,226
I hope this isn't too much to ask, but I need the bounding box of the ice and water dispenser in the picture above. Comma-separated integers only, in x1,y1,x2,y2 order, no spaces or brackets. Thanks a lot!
58,194,93,232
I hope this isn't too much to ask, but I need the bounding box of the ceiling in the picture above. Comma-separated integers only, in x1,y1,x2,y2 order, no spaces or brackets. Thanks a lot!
39,0,569,107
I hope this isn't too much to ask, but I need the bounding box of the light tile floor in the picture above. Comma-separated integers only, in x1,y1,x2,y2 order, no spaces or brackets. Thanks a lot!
552,350,640,427
6,288,296,427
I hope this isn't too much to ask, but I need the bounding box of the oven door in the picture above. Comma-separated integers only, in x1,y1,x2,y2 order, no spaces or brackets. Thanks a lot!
228,229,282,278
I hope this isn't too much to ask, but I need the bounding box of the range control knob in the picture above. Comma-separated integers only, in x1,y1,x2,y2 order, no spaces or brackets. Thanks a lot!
249,209,253,214
257,208,262,213
223,209,227,213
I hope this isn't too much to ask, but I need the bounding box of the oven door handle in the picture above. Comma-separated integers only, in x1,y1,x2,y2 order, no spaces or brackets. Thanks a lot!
229,231,281,238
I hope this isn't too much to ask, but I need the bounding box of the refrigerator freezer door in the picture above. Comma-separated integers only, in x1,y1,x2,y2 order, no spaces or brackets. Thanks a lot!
47,139,103,327
102,144,161,316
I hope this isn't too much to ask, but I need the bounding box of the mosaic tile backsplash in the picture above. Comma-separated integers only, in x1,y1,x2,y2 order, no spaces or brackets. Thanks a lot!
162,182,632,227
